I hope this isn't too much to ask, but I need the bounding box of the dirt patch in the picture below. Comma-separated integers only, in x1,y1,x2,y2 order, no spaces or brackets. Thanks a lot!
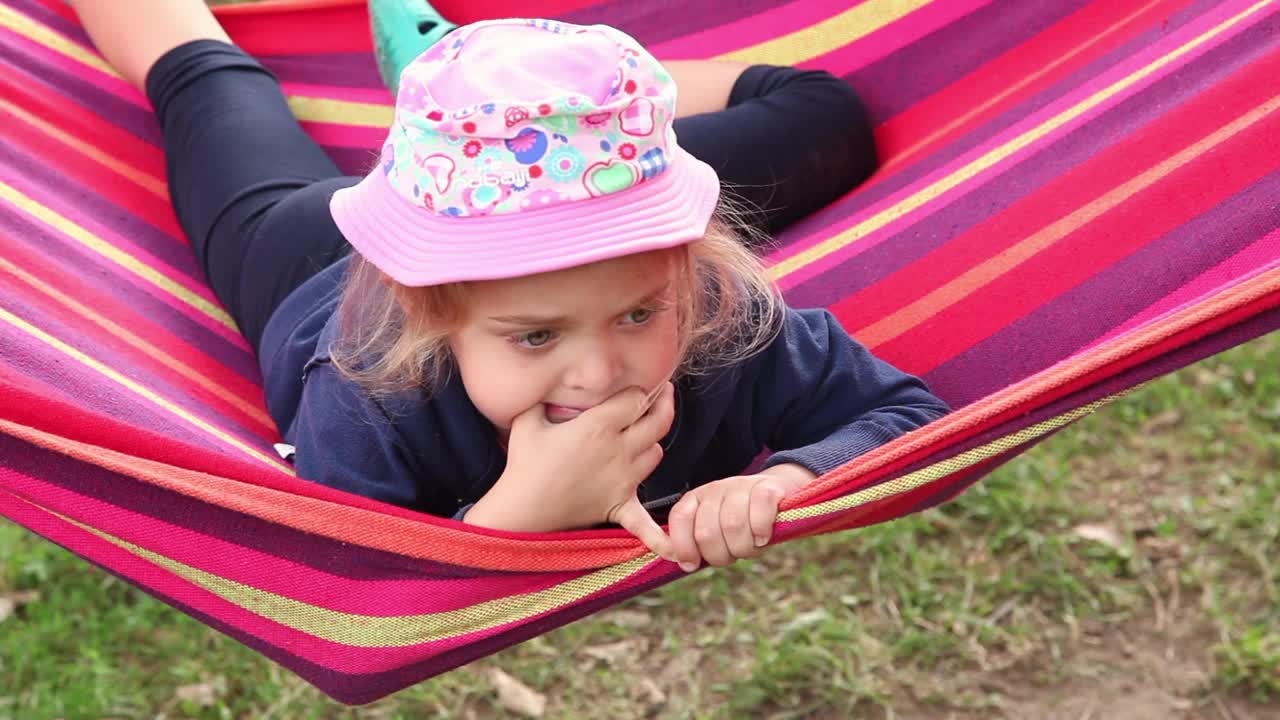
902,619,1280,720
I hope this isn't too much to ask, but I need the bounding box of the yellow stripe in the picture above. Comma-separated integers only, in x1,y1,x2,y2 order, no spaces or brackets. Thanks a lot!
286,95,394,128
32,500,652,646
0,307,283,470
2,2,387,131
767,0,1275,282
714,0,932,65
0,181,238,332
858,91,1280,347
0,258,274,430
0,97,168,198
779,392,1125,524
0,3,119,77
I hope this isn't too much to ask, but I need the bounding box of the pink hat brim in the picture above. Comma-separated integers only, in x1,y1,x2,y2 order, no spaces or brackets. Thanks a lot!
329,146,721,286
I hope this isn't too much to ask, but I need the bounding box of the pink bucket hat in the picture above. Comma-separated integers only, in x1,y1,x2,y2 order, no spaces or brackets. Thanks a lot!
330,18,722,287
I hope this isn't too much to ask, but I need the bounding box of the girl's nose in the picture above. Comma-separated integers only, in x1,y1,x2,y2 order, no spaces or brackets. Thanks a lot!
565,337,624,394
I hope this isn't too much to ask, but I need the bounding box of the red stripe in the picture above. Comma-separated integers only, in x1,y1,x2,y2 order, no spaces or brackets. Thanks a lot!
210,0,609,55
834,47,1280,372
429,0,603,24
876,0,1198,170
216,0,374,55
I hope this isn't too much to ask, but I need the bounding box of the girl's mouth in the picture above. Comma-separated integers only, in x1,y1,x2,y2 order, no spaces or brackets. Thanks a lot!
544,403,585,422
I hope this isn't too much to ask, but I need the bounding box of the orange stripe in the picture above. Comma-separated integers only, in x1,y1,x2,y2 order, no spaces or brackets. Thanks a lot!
856,92,1280,349
0,258,275,433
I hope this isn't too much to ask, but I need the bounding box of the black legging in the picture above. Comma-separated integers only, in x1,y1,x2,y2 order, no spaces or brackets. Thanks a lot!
145,40,876,354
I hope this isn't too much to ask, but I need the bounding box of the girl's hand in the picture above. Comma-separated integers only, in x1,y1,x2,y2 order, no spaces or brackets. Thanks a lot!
466,382,677,560
667,464,815,572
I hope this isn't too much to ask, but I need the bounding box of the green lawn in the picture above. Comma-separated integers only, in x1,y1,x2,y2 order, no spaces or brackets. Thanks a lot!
3,332,1277,719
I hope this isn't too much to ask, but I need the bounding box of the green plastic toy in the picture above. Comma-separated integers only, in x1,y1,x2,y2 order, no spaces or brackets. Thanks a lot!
369,0,457,92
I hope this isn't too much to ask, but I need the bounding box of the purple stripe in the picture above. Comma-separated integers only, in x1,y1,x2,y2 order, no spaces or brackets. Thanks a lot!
257,52,383,89
0,199,263,384
0,32,162,147
559,0,792,47
319,145,381,177
910,301,1280,513
0,432,515,581
0,284,272,445
206,566,674,704
356,570,681,705
846,0,1092,124
0,311,226,449
923,172,1280,406
774,0,1232,255
781,7,1277,310
0,137,200,280
5,0,89,44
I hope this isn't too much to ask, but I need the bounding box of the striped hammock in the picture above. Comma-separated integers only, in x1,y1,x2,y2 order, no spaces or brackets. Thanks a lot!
2,0,1278,704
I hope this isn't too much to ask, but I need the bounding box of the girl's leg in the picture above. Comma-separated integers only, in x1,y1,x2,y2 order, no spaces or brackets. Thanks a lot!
69,1,354,351
68,0,231,91
671,64,878,237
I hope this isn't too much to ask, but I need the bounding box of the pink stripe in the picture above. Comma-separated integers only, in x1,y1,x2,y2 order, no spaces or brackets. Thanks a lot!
0,169,251,349
279,81,393,106
648,0,857,58
0,22,146,109
0,470,675,673
765,0,1265,291
1090,229,1280,347
796,0,993,76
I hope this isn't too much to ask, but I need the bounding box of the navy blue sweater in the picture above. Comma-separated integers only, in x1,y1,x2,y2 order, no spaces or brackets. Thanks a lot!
258,257,950,519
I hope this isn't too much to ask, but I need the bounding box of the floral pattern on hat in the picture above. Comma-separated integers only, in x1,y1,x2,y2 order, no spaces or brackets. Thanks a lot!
379,19,680,219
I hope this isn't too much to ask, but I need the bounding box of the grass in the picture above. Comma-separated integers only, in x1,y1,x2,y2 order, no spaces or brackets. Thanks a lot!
3,331,1277,719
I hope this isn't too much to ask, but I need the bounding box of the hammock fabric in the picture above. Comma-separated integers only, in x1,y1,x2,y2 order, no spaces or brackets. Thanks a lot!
2,0,1278,704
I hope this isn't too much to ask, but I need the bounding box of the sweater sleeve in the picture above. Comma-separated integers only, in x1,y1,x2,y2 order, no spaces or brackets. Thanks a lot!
745,308,951,476
290,363,455,515
671,64,877,236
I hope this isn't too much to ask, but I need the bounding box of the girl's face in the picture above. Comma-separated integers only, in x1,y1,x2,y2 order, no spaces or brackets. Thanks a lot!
449,250,682,434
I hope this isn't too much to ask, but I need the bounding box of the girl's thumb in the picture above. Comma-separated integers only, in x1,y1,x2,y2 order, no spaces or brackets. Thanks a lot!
509,402,550,434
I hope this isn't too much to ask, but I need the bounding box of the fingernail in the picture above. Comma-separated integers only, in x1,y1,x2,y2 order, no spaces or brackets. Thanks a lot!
754,535,768,548
679,562,698,573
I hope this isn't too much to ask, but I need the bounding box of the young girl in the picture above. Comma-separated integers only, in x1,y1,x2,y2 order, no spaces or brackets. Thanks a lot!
69,0,949,573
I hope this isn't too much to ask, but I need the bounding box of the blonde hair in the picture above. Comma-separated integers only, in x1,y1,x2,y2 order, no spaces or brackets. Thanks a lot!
330,205,783,398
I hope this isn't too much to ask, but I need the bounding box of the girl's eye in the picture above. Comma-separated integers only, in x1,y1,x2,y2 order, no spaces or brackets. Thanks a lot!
513,329,556,348
624,307,654,325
